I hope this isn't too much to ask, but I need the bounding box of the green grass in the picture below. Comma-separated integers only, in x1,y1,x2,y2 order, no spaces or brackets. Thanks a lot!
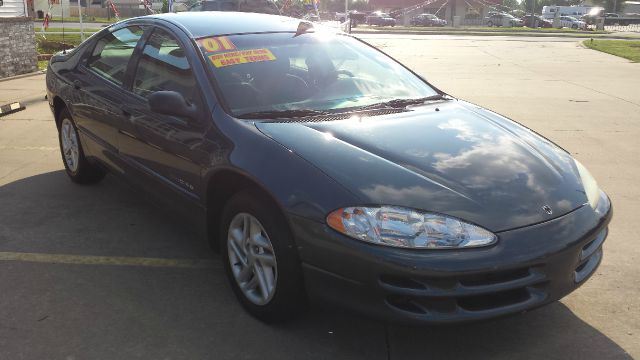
36,27,102,34
583,39,640,62
42,16,118,23
38,60,49,71
35,28,101,53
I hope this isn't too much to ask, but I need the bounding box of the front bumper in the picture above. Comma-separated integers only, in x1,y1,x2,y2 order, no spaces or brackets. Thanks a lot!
291,194,612,324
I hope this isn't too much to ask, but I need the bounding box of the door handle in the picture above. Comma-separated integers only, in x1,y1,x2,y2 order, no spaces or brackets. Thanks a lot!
121,107,132,117
73,80,82,90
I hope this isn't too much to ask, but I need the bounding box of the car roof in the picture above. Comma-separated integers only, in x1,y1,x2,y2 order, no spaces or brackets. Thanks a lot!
146,12,304,38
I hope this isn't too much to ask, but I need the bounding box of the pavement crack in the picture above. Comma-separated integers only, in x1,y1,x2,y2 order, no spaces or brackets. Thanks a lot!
384,323,391,360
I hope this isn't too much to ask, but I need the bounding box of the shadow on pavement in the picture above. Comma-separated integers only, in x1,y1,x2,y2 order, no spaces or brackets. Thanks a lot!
0,171,631,359
387,302,632,359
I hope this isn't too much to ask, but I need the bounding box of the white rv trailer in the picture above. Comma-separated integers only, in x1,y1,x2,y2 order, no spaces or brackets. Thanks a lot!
541,5,603,19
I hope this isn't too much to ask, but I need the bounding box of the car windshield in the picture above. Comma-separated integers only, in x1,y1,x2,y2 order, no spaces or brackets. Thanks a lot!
197,32,439,117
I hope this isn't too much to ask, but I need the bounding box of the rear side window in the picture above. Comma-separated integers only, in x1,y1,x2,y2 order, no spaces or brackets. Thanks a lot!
132,29,197,103
87,26,144,85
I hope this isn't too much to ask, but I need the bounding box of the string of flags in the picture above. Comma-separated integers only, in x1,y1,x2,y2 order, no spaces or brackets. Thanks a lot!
141,0,156,14
389,0,445,17
108,0,120,20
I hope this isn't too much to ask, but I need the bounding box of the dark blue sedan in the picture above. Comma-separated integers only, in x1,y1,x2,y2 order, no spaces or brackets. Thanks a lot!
46,12,612,324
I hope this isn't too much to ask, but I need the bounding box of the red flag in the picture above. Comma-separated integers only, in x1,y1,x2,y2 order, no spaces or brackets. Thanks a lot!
42,13,50,31
109,1,120,19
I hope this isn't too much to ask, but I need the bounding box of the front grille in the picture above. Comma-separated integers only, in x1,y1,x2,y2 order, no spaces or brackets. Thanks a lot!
574,228,607,283
457,288,530,312
381,267,546,315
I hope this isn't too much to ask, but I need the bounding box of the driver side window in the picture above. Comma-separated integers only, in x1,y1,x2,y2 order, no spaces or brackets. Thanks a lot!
132,28,198,104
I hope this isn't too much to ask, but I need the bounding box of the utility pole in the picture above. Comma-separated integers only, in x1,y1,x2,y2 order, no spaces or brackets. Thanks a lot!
78,0,85,41
530,0,535,27
345,0,349,33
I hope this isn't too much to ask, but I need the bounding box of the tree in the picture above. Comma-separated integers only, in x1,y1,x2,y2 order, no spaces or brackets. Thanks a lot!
502,0,523,12
522,0,583,14
590,0,616,12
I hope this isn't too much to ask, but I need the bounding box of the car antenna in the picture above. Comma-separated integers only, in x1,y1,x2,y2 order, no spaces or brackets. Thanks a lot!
61,0,66,54
294,21,313,37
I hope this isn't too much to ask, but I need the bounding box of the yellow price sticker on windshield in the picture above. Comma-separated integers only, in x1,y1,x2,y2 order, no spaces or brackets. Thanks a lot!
209,49,276,68
199,36,237,53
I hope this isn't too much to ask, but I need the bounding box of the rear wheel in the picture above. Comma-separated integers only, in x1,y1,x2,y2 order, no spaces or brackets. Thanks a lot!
57,109,105,184
221,190,306,323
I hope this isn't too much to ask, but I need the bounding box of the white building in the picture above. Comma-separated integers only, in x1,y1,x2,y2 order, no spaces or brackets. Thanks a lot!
33,0,73,17
624,1,640,13
0,0,28,17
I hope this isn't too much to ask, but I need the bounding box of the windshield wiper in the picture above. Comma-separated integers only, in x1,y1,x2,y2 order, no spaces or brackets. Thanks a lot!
354,94,451,111
236,109,331,120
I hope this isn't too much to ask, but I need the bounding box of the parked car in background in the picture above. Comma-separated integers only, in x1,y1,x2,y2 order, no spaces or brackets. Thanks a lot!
559,15,587,29
410,13,447,26
187,0,280,14
521,14,553,28
366,12,396,26
303,13,320,22
485,13,524,27
336,11,367,26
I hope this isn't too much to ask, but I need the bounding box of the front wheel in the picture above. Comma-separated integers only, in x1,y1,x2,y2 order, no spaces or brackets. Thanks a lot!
221,190,306,323
57,109,105,184
487,21,493,27
572,24,578,29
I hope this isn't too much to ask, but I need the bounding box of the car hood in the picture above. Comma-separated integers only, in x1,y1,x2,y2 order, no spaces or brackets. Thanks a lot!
256,101,588,232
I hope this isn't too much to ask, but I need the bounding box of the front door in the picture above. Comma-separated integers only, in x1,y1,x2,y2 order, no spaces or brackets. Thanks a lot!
118,27,210,213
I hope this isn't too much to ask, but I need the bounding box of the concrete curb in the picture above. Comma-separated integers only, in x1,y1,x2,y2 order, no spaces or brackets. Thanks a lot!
0,71,46,83
0,102,26,117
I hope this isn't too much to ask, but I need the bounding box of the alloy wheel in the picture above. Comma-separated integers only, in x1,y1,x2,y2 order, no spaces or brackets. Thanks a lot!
60,118,80,172
227,213,278,306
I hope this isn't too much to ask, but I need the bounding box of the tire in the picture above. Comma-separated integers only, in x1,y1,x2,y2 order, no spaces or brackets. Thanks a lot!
487,21,493,27
220,189,306,323
572,24,578,29
57,109,105,184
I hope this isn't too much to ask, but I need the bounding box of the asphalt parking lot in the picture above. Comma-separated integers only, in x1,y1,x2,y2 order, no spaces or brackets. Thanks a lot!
1,34,638,359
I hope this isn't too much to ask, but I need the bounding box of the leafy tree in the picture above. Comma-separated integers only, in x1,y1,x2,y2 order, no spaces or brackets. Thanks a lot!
590,0,616,12
522,0,583,14
502,0,523,12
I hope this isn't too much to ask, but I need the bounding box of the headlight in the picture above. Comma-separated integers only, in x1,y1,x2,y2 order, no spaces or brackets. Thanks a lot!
574,159,600,209
326,206,497,249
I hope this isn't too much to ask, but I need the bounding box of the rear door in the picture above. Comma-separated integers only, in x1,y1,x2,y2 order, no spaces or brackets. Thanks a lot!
72,25,146,171
118,27,211,213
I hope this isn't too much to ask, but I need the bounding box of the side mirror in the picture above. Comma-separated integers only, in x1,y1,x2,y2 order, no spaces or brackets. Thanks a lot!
148,91,197,120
